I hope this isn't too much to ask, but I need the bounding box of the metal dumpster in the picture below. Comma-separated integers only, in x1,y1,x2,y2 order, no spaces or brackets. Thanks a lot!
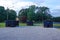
5,20,19,27
26,20,33,26
44,20,53,28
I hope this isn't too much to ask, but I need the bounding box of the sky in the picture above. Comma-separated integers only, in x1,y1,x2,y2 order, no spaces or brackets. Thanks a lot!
0,0,60,17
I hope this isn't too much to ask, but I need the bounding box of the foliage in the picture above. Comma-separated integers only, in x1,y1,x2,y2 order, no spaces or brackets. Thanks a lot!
0,6,6,22
0,6,17,22
53,17,60,22
18,9,28,22
18,5,52,22
6,9,17,20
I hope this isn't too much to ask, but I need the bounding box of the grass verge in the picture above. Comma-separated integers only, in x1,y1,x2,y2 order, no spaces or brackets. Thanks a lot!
0,23,5,28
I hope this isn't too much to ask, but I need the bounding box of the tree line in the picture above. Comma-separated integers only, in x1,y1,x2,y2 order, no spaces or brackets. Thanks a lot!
0,5,60,22
18,5,52,22
0,6,16,22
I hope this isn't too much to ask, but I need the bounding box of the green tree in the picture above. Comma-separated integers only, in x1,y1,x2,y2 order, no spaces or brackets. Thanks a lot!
18,9,28,22
0,6,7,22
6,9,17,20
18,5,52,22
0,6,17,22
53,17,60,22
36,7,52,21
27,5,36,21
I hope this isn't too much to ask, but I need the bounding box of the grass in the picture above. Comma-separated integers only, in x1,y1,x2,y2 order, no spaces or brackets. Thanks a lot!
19,23,27,26
0,23,5,28
0,22,27,28
0,22,60,28
34,23,43,26
53,24,60,28
53,24,60,26
0,22,43,28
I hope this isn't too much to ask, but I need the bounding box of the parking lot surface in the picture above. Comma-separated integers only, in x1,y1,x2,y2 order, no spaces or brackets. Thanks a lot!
0,27,60,40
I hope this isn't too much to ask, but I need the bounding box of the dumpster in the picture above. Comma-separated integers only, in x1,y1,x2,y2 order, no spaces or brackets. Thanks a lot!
26,20,33,26
5,20,19,27
44,20,53,28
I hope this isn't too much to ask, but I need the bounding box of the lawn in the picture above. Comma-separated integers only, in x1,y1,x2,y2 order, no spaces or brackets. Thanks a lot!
0,23,5,28
0,22,27,28
0,22,43,28
0,22,60,28
34,23,43,26
53,22,60,28
53,24,60,26
19,23,27,26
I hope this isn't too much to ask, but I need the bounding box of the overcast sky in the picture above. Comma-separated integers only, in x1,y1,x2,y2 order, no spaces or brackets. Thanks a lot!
0,0,60,17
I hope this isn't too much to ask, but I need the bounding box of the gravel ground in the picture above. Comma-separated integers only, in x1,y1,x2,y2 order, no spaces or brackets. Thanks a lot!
0,26,60,40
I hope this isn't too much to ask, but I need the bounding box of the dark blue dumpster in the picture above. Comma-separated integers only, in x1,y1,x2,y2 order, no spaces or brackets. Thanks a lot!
44,20,53,28
26,20,33,26
5,20,19,27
